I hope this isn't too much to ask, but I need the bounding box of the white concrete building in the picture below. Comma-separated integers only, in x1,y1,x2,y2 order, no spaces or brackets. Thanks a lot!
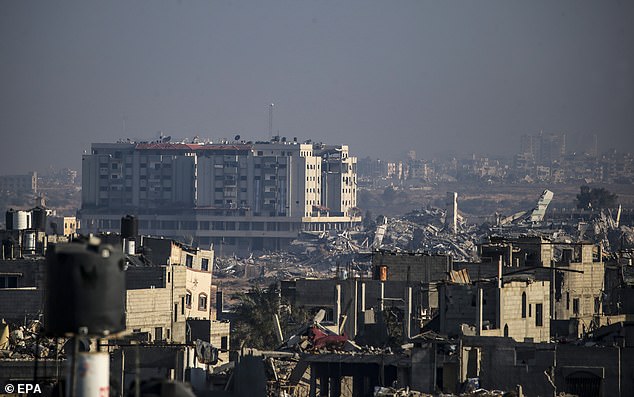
79,138,360,253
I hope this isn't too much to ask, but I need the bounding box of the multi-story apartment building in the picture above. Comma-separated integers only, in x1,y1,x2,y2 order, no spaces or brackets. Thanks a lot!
79,138,360,253
0,172,37,195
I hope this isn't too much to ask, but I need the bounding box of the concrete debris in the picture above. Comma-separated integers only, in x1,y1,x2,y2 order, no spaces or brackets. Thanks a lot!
376,208,479,262
374,386,431,396
0,320,64,360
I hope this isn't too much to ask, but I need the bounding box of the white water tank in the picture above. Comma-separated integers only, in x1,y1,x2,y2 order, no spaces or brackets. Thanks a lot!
66,352,109,397
13,211,31,230
24,231,36,253
123,238,135,255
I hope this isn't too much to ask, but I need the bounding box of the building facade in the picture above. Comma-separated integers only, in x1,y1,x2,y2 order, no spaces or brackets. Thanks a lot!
0,172,37,196
79,139,360,253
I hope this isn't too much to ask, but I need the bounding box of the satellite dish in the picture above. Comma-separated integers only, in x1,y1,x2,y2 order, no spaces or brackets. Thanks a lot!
234,134,241,141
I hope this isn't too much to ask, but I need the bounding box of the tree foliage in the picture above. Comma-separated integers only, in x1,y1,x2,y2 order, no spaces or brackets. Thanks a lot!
230,283,310,350
575,185,618,209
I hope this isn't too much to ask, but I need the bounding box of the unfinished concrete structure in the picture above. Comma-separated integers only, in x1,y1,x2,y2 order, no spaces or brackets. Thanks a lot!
125,265,187,342
282,278,434,341
371,250,452,282
477,237,605,336
552,242,605,330
439,277,551,342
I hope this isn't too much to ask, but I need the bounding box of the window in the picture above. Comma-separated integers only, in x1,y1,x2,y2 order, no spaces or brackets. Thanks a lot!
566,292,570,310
198,293,208,311
0,276,18,288
221,336,228,350
185,255,193,268
521,292,527,318
186,291,192,308
201,258,209,272
155,327,163,341
573,298,580,315
535,303,543,327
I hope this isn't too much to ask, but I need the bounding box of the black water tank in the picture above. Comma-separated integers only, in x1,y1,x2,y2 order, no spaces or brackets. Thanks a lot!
5,209,14,230
31,207,47,232
45,241,126,336
121,215,138,240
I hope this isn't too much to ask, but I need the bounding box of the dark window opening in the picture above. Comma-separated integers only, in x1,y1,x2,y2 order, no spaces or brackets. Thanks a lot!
535,303,543,327
186,291,192,308
198,294,208,311
201,258,209,271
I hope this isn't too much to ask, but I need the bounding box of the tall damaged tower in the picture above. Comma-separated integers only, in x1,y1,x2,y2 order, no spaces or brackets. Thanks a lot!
446,191,458,234
529,189,554,223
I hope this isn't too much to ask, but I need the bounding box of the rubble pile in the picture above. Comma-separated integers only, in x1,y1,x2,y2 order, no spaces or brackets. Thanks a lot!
214,232,374,283
378,208,480,262
373,386,431,397
213,202,634,290
0,320,63,360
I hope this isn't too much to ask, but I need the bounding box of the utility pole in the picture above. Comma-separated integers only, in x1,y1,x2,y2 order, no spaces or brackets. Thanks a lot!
269,103,274,138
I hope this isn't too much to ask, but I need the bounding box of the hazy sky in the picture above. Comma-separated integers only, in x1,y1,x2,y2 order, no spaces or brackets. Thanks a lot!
1,0,632,173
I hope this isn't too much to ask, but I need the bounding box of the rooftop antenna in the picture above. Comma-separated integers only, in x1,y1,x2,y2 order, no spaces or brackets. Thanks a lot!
269,103,274,139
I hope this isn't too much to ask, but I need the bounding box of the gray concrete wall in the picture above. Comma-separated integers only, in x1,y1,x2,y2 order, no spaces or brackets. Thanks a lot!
372,251,451,283
555,344,621,397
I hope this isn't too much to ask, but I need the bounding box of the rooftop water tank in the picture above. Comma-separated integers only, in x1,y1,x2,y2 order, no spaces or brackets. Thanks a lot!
13,210,30,230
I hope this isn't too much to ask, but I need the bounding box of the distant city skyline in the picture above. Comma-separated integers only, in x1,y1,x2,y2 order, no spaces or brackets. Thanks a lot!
1,0,632,174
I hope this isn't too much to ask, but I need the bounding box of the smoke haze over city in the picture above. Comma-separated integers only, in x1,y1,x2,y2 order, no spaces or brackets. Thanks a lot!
1,0,633,173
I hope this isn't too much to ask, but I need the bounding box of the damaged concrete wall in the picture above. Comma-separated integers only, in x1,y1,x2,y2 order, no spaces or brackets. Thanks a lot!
553,259,604,321
500,280,550,343
0,259,45,322
439,279,550,342
555,344,621,397
125,265,187,343
462,337,556,397
372,251,451,282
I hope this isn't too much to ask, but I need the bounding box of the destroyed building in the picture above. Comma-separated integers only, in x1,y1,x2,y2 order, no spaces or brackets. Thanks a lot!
439,278,551,342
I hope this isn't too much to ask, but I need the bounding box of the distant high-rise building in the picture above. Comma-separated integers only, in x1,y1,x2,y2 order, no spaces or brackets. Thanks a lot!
519,131,566,166
79,139,359,253
0,172,37,196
